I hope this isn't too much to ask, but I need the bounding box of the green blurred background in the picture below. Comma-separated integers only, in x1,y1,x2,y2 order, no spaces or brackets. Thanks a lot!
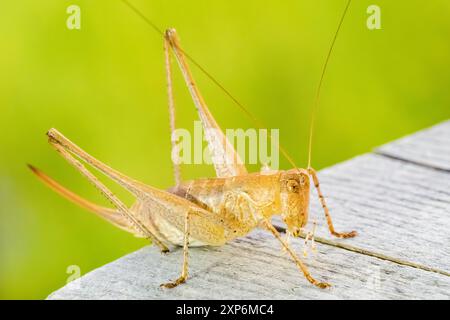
0,0,449,299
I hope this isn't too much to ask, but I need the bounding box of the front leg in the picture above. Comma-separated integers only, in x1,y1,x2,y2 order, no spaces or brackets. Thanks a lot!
308,168,357,239
161,210,191,288
262,219,330,289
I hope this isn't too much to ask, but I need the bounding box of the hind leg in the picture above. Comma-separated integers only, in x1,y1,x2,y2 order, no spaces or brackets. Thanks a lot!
46,129,169,252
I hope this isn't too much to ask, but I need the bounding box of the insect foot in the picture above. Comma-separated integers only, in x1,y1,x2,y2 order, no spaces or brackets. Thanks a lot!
332,230,358,239
307,276,331,289
160,276,187,289
304,273,331,289
316,282,331,289
160,247,171,254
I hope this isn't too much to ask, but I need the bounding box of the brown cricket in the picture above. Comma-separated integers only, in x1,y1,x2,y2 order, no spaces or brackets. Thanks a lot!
29,1,356,289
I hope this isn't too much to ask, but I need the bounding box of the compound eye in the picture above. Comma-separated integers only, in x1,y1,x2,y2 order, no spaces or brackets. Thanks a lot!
299,175,306,186
287,179,300,193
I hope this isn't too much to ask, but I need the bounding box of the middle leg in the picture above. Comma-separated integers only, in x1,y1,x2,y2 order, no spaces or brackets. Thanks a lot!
161,210,191,288
262,219,330,289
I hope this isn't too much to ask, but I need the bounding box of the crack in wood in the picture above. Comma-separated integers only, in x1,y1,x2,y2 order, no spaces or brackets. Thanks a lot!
374,151,450,174
275,225,450,278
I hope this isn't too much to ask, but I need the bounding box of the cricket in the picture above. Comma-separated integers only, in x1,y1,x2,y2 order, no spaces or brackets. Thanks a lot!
29,0,357,289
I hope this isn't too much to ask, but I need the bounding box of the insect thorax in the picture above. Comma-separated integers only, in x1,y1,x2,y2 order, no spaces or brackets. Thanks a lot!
168,172,283,238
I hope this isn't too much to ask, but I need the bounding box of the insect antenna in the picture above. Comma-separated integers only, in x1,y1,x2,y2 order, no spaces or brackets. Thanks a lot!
121,0,165,36
121,0,350,172
307,0,352,168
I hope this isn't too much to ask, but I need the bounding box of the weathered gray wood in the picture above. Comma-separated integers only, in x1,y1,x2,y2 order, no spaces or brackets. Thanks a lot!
48,229,450,300
47,121,450,299
273,153,450,274
376,120,450,171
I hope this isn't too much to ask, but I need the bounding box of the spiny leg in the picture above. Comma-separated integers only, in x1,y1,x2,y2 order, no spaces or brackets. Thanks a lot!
28,165,143,236
262,219,330,289
161,210,191,288
47,130,169,252
164,35,182,186
308,168,357,239
164,28,247,178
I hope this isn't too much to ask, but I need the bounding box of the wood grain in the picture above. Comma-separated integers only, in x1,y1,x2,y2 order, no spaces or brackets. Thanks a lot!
376,120,450,171
48,229,450,300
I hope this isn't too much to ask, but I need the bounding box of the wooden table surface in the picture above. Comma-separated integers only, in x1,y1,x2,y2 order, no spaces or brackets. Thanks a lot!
48,120,450,300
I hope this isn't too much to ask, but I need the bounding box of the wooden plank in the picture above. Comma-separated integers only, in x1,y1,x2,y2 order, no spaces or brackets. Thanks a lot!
376,120,450,171
272,153,450,273
47,229,450,300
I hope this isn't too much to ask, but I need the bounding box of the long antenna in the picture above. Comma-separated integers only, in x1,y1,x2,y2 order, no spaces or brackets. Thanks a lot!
121,0,350,172
307,0,352,168
121,0,164,36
